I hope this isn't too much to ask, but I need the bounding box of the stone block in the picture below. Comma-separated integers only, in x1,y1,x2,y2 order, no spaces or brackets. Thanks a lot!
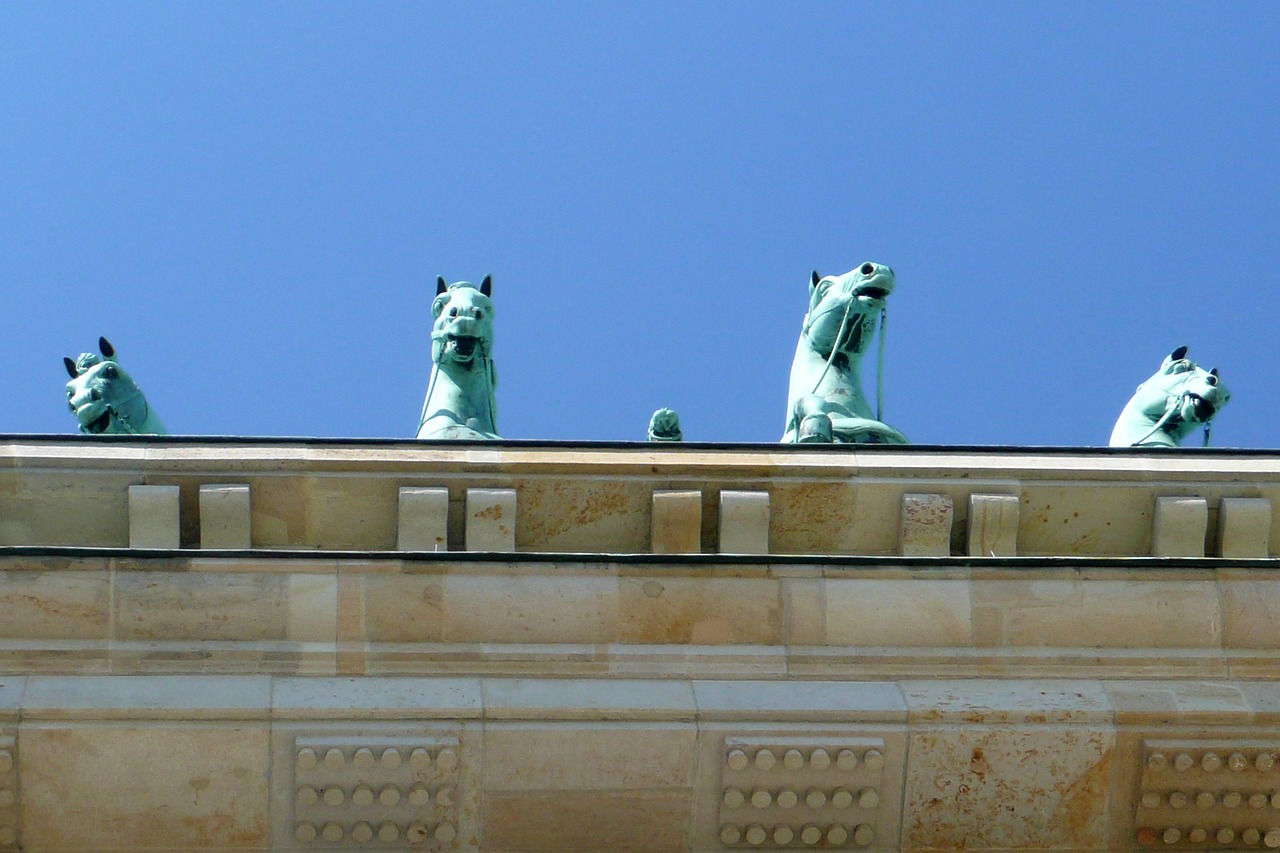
967,493,1019,556
1153,496,1208,557
1217,497,1272,558
396,486,449,552
718,490,770,554
482,789,690,852
824,578,972,647
199,483,251,549
618,575,781,645
127,485,180,549
483,723,696,790
899,493,953,557
651,490,701,554
465,488,516,552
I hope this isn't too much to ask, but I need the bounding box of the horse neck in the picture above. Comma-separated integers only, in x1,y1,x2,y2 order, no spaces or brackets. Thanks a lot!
113,385,165,435
427,358,494,421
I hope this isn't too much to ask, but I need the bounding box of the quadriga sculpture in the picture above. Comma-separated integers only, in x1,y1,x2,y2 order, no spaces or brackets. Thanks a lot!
416,276,500,440
63,337,167,435
783,263,908,444
647,407,683,442
1110,346,1230,447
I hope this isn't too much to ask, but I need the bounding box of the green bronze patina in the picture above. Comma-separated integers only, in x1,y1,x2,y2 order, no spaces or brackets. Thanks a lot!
782,263,908,444
647,408,683,442
416,276,500,440
63,337,167,435
1110,346,1230,447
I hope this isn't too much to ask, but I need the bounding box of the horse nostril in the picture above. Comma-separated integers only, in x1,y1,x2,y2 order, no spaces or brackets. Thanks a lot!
860,263,875,275
91,389,102,400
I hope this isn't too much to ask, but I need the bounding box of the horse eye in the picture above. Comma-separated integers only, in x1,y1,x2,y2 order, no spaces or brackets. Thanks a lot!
475,310,483,320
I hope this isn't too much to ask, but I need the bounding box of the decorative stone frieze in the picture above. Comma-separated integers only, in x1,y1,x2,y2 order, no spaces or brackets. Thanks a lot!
291,736,461,848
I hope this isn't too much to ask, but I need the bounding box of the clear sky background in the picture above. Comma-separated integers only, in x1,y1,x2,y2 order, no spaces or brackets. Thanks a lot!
2,3,1277,446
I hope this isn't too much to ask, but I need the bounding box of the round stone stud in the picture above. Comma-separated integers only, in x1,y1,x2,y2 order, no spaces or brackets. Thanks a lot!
407,823,430,843
1141,791,1162,809
351,822,374,843
745,824,767,846
784,748,804,770
726,749,749,771
1147,752,1168,772
1136,827,1160,847
828,825,849,845
1255,794,1272,809
1225,791,1244,809
777,789,798,809
810,748,831,770
1202,752,1223,772
720,825,742,845
1267,829,1280,849
800,824,822,845
852,823,875,846
859,788,881,809
437,748,459,772
751,789,773,809
410,747,431,770
408,785,430,807
773,826,794,845
1168,791,1188,809
0,751,12,772
321,822,344,843
379,823,400,843
1272,792,1280,809
1195,791,1215,809
296,748,318,771
295,823,317,843
1261,753,1278,772
1162,827,1181,844
322,787,344,806
805,789,827,809
1189,827,1207,843
1218,827,1236,844
755,749,777,771
381,747,402,769
832,788,854,809
437,786,456,807
380,786,401,807
863,749,884,771
1174,753,1194,772
353,747,375,768
353,786,374,807
1244,828,1263,845
435,822,457,843
296,786,318,807
1232,752,1250,772
323,748,345,770
837,749,858,771
724,788,746,809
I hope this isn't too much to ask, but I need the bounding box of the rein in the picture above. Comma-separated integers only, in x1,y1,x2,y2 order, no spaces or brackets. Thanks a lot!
1131,389,1213,447
806,299,889,423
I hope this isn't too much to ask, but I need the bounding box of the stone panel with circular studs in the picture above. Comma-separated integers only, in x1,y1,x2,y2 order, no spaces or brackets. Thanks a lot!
292,736,460,848
0,736,15,852
1135,740,1280,849
718,737,884,848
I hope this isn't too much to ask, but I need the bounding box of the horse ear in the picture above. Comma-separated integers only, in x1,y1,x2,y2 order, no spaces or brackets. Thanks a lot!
480,275,492,297
1210,367,1219,377
63,357,78,379
810,270,821,287
1170,345,1188,361
436,276,448,295
99,337,115,358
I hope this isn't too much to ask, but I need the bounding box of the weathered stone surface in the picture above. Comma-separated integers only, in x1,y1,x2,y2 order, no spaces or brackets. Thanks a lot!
1217,496,1271,558
967,492,1018,556
1152,495,1208,557
465,488,516,552
651,490,701,554
200,484,252,549
128,485,180,549
718,490,770,554
397,486,449,551
899,493,953,556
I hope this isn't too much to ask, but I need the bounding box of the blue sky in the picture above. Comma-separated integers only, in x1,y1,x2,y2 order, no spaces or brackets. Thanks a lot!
2,3,1277,445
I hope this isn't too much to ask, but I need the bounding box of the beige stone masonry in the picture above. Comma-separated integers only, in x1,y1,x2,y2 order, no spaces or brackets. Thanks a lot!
652,490,701,554
1217,496,1271,558
967,492,1019,556
127,485,180,549
1153,495,1208,557
465,488,516,552
718,490,770,554
199,483,251,549
898,493,953,556
396,486,449,551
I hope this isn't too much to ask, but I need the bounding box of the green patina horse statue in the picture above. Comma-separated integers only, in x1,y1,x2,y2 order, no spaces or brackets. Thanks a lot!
416,276,500,440
783,263,908,444
63,337,167,435
1110,346,1231,447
